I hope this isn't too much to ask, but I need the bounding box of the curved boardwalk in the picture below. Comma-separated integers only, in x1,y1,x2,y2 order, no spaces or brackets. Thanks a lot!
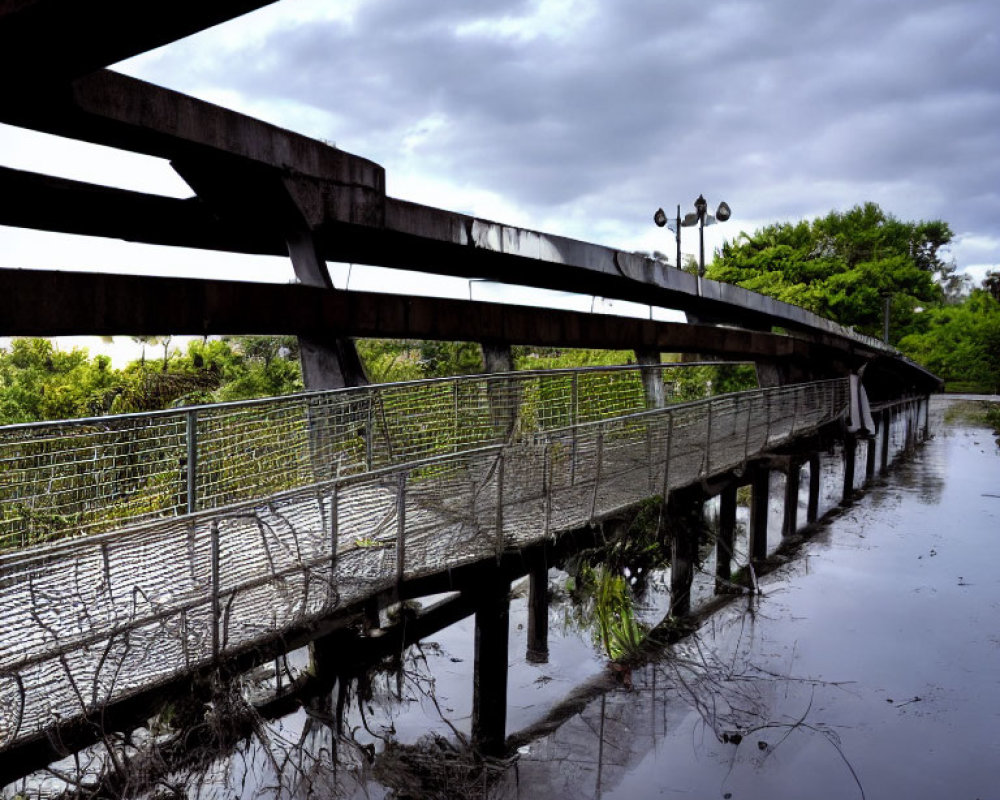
0,367,849,751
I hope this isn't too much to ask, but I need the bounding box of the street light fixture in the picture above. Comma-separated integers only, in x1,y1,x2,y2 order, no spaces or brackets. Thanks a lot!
654,195,731,295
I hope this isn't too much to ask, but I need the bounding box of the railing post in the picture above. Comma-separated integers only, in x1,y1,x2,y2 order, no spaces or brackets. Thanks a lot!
210,520,221,659
790,385,800,435
396,471,407,584
495,452,505,558
660,414,674,500
365,392,375,471
543,443,553,539
185,409,198,514
570,372,579,485
702,402,714,478
764,389,773,447
329,484,339,609
646,417,656,494
590,424,604,522
453,380,460,453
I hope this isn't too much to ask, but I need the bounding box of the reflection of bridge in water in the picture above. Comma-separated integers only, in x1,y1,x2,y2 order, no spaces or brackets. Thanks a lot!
0,363,931,765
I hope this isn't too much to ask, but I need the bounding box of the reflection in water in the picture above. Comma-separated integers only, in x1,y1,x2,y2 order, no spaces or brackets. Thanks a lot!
4,398,995,800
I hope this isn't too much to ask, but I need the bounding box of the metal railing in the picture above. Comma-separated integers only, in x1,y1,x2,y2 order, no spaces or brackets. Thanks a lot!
0,362,749,549
0,377,850,750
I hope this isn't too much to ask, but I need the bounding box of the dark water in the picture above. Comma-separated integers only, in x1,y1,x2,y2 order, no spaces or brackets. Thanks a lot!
4,398,998,799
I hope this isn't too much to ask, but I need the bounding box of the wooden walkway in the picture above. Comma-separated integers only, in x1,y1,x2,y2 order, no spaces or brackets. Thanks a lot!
0,373,849,751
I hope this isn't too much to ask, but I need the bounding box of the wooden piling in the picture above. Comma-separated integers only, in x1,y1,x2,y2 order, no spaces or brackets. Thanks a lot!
880,408,891,474
807,453,820,524
526,557,550,663
865,433,877,484
842,434,857,505
750,466,769,566
782,458,801,538
716,483,737,592
472,575,510,755
668,490,701,617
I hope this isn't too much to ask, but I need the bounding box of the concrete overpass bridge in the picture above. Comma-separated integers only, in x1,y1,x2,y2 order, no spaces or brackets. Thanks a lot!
0,0,940,772
0,1,939,399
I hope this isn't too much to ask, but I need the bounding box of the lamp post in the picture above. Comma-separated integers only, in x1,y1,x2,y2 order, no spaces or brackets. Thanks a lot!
654,195,731,296
880,290,892,344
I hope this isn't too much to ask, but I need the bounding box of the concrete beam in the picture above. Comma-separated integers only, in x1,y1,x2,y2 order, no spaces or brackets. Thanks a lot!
0,71,897,356
0,269,851,366
0,0,276,85
0,165,287,256
0,70,385,228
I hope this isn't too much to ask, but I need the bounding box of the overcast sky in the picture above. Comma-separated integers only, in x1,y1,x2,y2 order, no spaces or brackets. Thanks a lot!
1,0,998,340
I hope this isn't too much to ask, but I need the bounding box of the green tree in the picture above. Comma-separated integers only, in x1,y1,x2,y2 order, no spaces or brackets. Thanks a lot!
0,339,122,423
983,270,1000,303
898,289,1000,393
708,203,954,343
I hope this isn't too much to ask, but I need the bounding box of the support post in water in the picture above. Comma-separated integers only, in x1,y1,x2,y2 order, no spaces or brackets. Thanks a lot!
750,465,769,567
668,489,701,617
716,482,737,592
782,458,801,538
472,573,511,755
842,433,857,505
865,433,877,484
526,554,550,663
880,408,891,474
807,453,821,524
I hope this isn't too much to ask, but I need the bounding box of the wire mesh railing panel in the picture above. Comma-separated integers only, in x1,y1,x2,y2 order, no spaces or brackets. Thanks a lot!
196,401,315,508
0,376,859,750
499,443,550,548
215,494,327,594
0,414,188,548
401,459,497,579
576,370,647,422
0,363,757,552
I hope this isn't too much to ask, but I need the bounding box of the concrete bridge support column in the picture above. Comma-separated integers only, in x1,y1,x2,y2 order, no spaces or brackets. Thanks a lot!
782,458,802,539
526,556,550,664
472,574,511,755
667,490,701,617
635,349,666,409
807,453,821,524
716,483,737,592
749,466,770,567
905,400,915,451
880,408,891,475
842,433,857,505
481,344,518,441
922,395,931,440
865,434,877,484
285,216,369,390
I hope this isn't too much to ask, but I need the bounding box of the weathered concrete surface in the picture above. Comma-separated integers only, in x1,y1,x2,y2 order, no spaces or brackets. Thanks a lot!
0,268,943,391
0,269,929,384
0,0,275,85
0,70,895,351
